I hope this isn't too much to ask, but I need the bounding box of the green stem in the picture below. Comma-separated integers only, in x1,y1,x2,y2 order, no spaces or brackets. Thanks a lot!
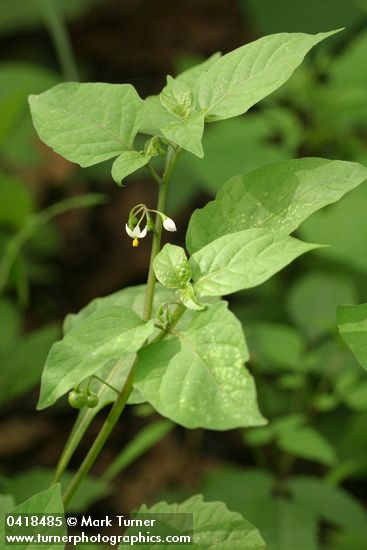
38,0,79,81
142,146,179,321
62,146,180,507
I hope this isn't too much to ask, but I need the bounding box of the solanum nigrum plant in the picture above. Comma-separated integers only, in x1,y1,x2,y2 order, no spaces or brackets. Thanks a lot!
23,28,367,544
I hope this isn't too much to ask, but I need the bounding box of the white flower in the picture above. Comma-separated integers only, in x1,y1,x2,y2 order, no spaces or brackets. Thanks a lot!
163,217,177,232
125,223,147,247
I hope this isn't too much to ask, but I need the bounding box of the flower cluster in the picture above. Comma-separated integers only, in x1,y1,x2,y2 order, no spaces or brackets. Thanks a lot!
125,204,176,247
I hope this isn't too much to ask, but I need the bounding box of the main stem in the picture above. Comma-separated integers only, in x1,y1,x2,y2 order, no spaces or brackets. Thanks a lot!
62,147,179,507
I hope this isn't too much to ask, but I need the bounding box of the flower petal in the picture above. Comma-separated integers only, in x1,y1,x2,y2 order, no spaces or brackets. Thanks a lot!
125,223,135,238
139,226,148,238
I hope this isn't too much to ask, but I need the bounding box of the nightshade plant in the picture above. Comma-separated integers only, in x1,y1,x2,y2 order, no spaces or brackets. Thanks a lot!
22,28,367,544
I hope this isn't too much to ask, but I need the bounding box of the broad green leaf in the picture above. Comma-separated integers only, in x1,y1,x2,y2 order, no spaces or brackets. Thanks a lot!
127,495,265,549
6,468,110,514
277,426,337,466
338,303,367,371
111,150,151,185
63,283,175,333
153,244,191,289
176,52,221,88
103,420,173,481
196,30,339,121
0,485,65,550
161,110,204,158
135,301,265,430
29,82,144,167
38,306,154,410
0,325,59,406
179,284,206,311
140,96,204,157
287,272,357,340
187,158,367,254
299,181,367,272
190,228,319,297
50,286,175,470
288,476,367,533
160,76,193,118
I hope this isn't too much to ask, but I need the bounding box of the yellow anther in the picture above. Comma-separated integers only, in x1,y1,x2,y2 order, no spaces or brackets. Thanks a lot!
132,238,139,247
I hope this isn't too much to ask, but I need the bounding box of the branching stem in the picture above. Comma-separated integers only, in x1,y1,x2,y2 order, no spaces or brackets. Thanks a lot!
62,146,181,507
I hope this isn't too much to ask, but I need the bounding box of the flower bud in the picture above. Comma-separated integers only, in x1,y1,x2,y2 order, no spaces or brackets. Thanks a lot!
163,217,177,232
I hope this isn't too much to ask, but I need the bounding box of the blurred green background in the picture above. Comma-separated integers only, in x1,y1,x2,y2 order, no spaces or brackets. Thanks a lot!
1,1,367,548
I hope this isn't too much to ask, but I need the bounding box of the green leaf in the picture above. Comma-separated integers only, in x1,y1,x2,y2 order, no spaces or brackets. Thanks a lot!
196,30,339,121
176,52,221,88
128,495,265,549
338,303,367,371
64,283,175,334
190,228,319,297
111,150,151,185
135,301,265,430
160,109,204,158
49,286,175,465
0,485,65,550
187,158,367,254
141,96,204,157
278,426,337,466
38,306,154,410
287,272,357,340
153,244,191,289
29,82,144,167
179,284,206,311
160,76,193,118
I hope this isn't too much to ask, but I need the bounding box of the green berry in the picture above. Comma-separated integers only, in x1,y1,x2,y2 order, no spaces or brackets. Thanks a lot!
68,390,88,409
87,393,99,408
